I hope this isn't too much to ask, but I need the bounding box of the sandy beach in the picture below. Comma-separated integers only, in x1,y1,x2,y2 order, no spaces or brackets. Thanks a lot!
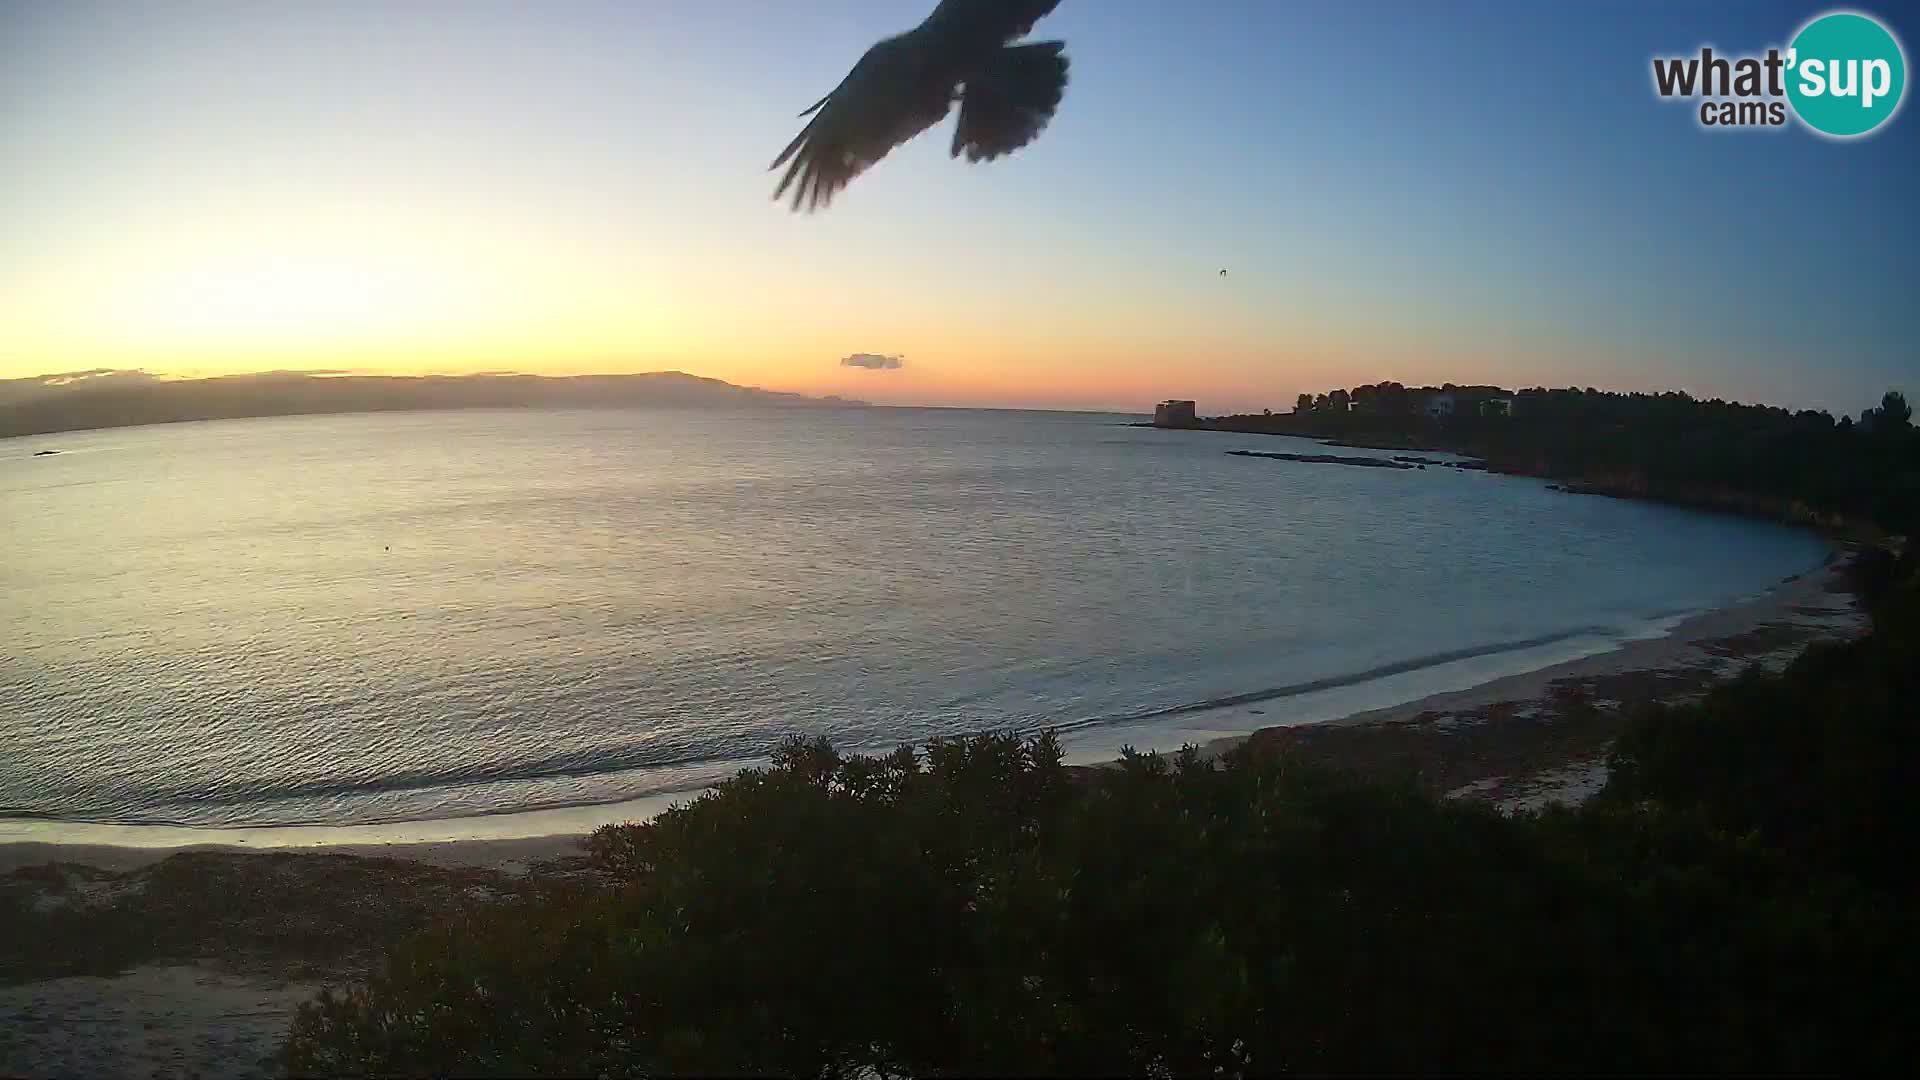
1191,548,1868,811
0,552,1870,1078
0,842,601,1079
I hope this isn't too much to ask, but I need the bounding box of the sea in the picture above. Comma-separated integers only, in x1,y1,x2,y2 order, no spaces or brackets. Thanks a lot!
1,406,1830,839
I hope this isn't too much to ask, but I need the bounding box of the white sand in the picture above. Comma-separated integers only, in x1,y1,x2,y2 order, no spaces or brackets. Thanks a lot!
1331,558,1860,733
0,552,1870,1078
1187,555,1865,811
3,555,1863,873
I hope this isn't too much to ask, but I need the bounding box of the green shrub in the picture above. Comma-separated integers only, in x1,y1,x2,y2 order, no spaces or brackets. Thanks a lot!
288,558,1920,1075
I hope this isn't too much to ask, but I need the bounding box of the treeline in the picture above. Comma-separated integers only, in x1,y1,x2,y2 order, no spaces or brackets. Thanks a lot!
285,548,1920,1075
1214,385,1919,535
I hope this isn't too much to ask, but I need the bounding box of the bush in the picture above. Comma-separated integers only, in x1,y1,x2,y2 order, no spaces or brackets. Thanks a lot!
289,553,1920,1074
289,722,1916,1075
1605,548,1920,892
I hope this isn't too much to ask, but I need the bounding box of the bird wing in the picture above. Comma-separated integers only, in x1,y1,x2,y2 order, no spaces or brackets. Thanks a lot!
924,0,1063,46
950,40,1067,163
770,33,956,212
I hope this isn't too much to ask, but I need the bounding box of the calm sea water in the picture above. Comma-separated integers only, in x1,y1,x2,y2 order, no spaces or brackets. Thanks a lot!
2,407,1828,830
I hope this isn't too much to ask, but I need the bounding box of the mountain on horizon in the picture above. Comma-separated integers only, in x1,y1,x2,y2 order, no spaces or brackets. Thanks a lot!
0,370,866,440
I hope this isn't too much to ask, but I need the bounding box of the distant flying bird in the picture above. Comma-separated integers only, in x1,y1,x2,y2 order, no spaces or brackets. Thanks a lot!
771,1,1070,211
1219,269,1227,276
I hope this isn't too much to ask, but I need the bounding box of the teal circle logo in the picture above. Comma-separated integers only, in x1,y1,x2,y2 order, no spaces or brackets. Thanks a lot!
1786,12,1907,137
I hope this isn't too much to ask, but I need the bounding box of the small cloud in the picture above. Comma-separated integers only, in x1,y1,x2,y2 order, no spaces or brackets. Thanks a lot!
840,353,905,370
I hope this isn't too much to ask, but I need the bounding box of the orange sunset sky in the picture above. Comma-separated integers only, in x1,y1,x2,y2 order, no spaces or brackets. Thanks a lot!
4,2,1913,415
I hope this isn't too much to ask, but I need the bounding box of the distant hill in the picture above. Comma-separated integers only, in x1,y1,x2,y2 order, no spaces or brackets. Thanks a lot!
0,370,866,439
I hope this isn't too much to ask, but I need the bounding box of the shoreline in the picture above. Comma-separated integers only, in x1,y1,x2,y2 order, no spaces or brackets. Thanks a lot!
0,553,1872,1079
1186,549,1866,810
1,550,1866,878
1148,420,1882,540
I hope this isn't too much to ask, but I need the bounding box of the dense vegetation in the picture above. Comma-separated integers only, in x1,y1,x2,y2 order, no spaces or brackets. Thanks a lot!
286,549,1918,1076
1217,385,1919,535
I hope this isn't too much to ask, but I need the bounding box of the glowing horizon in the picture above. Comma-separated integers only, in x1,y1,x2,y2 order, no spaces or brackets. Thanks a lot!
4,2,1914,417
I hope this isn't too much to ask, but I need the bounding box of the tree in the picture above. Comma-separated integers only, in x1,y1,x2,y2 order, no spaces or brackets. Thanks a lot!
1216,382,1919,535
287,561,1920,1080
1878,390,1911,430
1295,393,1314,414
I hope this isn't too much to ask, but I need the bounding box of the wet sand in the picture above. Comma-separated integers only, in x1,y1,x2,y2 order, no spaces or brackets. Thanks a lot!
1186,550,1866,810
0,552,1871,1078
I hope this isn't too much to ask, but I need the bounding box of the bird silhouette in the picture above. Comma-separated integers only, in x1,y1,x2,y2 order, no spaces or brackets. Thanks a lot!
772,1,1069,212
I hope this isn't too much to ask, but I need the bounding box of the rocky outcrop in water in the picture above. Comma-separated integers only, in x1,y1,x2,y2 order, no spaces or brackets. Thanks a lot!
1226,450,1414,470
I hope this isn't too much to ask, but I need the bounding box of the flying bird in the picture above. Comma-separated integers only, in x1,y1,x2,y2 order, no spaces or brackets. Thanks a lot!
771,1,1070,211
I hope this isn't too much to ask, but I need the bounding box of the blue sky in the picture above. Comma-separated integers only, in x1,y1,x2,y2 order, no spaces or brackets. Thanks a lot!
2,0,1913,413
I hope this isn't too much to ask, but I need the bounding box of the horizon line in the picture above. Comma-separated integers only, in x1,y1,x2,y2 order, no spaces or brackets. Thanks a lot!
1,365,1901,419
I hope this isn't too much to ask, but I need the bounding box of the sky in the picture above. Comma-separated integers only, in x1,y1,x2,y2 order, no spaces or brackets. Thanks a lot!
2,1,1914,415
